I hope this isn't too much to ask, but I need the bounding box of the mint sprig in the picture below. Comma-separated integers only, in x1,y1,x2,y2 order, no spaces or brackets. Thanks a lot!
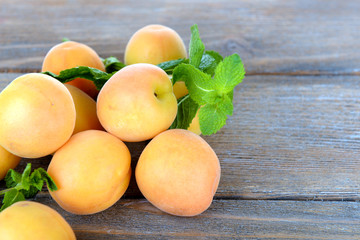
103,56,126,73
170,95,199,130
0,163,57,211
171,24,245,135
42,66,113,90
157,58,188,74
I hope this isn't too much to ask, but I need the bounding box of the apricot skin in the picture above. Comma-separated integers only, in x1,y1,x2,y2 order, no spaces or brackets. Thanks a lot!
0,73,76,158
0,201,76,240
135,129,220,217
125,24,187,65
0,145,21,180
97,63,177,142
65,85,103,135
42,41,105,98
48,130,131,215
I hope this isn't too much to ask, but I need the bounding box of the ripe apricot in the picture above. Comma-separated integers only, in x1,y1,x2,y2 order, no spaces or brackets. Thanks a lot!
0,145,21,180
0,73,76,158
97,63,177,142
65,85,103,135
135,129,220,216
42,41,105,98
0,201,76,240
125,24,187,65
48,130,131,215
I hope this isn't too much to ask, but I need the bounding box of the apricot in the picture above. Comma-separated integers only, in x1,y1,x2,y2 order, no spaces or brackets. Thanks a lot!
0,145,21,180
135,129,220,216
0,201,76,240
42,41,105,98
48,130,131,215
65,85,103,135
173,80,188,99
125,24,187,65
0,73,76,158
97,63,177,142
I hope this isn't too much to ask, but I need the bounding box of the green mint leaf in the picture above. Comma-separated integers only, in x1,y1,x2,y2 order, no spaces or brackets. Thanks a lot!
198,94,233,135
199,50,224,76
18,163,32,191
29,170,44,191
157,58,188,74
213,53,245,93
103,56,126,73
173,63,217,105
42,66,113,90
189,24,205,68
0,189,25,212
37,168,58,191
4,169,21,188
62,37,70,42
170,95,199,130
20,186,40,199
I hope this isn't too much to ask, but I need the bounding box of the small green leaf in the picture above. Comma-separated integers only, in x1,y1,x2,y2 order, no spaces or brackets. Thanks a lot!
199,95,233,135
29,170,44,191
18,163,32,191
199,51,223,76
37,168,58,191
173,63,217,105
157,58,188,74
170,95,199,130
0,189,25,212
189,24,205,68
42,66,113,90
103,56,126,73
4,169,21,188
213,53,245,93
62,37,70,42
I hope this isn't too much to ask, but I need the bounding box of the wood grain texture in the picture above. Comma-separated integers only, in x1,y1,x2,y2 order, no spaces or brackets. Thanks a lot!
1,73,359,200
29,196,360,239
1,0,360,74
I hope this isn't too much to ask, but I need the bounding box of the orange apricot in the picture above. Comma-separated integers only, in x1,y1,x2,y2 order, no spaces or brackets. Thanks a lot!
42,41,105,98
135,129,220,216
97,63,177,142
0,73,76,158
64,85,103,135
48,130,131,215
125,24,187,65
0,201,76,240
0,145,21,180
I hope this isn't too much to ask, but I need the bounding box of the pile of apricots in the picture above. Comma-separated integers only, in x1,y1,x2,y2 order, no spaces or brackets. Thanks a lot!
0,25,221,239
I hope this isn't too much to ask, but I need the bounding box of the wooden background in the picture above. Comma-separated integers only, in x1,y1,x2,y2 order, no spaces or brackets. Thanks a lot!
1,0,360,239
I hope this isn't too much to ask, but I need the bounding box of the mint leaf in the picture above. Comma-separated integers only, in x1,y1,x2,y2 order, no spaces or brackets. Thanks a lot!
0,189,25,212
42,66,113,90
0,163,58,211
173,63,217,105
213,53,245,93
36,168,58,191
199,51,223,76
199,95,233,135
170,95,199,130
103,56,126,73
189,24,205,68
157,58,188,74
4,170,21,188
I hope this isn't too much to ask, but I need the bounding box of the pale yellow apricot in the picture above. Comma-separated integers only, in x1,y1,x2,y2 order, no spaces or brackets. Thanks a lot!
64,85,103,135
125,24,187,65
0,201,76,240
0,73,76,158
97,63,177,142
42,41,105,98
135,129,220,216
48,130,131,215
0,145,21,180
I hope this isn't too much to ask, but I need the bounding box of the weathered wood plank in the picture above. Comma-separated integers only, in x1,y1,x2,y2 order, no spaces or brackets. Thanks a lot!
1,0,360,74
31,196,360,239
1,73,359,200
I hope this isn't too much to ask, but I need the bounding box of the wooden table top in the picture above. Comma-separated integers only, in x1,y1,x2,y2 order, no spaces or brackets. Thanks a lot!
1,0,360,239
